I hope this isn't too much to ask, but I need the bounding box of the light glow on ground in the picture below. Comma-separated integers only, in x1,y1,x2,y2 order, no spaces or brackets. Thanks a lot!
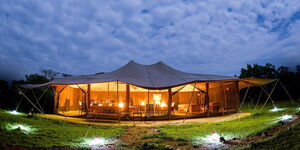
5,123,35,134
7,110,21,115
270,107,285,112
279,114,293,122
82,136,108,147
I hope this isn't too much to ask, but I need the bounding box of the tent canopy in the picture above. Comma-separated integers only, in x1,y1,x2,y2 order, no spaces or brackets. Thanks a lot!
19,61,238,89
238,77,277,89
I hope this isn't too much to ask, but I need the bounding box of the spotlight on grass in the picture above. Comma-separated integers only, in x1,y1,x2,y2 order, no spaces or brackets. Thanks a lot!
270,107,284,112
8,110,20,115
83,136,107,147
203,131,221,144
5,123,35,134
280,114,293,122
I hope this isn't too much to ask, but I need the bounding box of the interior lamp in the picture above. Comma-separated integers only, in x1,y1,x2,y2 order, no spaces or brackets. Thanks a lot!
140,101,146,106
160,102,167,107
171,102,175,107
153,94,161,105
118,102,124,108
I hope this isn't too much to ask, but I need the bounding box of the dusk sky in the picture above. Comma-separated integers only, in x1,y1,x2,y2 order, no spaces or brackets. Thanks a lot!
1,0,300,81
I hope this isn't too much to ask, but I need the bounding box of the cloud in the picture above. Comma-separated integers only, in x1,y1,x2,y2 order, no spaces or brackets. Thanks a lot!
0,0,300,80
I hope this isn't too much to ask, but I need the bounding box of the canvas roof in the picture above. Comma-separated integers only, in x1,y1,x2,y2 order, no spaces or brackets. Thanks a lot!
19,61,240,89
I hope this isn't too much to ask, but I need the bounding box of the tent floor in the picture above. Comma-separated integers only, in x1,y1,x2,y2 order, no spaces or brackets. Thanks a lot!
38,112,251,127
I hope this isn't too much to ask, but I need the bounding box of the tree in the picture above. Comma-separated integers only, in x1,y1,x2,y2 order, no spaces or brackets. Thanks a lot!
25,73,50,84
239,63,276,78
40,69,59,80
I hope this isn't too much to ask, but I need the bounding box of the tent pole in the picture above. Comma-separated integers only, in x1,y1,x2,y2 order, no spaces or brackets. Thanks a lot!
117,81,120,123
183,82,196,123
237,78,252,114
259,80,279,113
17,87,43,114
167,88,172,120
126,84,130,112
206,82,210,117
279,80,296,105
16,88,27,111
87,84,91,110
31,89,44,114
253,88,263,112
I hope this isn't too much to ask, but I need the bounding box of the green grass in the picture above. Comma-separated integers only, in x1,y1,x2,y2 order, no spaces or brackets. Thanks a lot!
246,121,300,150
0,110,127,148
160,101,299,142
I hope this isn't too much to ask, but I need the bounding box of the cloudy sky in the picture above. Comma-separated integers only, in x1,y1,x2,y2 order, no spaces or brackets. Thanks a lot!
1,0,300,80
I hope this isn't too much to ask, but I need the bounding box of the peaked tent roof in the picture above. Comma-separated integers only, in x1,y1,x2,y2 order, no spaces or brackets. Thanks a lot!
20,61,238,89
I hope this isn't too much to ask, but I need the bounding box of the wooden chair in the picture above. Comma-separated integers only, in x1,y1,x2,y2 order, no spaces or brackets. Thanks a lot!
145,104,155,121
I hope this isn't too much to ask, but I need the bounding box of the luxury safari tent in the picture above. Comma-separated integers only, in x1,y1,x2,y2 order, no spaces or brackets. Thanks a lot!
19,61,275,121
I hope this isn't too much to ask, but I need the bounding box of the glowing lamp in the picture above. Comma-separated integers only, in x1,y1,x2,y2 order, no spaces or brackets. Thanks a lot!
140,101,146,106
171,102,175,107
153,94,161,105
160,102,167,107
79,102,82,106
98,103,103,106
118,102,124,108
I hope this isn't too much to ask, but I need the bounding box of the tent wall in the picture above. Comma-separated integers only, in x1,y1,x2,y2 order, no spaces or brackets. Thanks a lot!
53,81,239,117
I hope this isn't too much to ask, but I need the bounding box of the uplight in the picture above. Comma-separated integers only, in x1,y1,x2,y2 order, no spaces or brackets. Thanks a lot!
270,107,284,112
203,131,221,144
140,101,146,106
9,110,20,115
85,137,106,146
280,114,293,122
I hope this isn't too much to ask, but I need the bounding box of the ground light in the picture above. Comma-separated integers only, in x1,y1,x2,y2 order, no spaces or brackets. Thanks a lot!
82,136,108,147
270,107,285,112
8,110,21,115
280,114,293,122
5,123,35,134
203,131,221,144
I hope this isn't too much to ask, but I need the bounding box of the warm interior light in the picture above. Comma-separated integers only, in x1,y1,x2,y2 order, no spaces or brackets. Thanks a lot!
118,102,124,108
153,94,161,105
171,102,175,107
160,102,167,107
98,103,103,106
140,101,146,106
79,102,82,106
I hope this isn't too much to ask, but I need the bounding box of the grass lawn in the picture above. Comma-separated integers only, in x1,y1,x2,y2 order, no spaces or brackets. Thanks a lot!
0,110,127,148
159,101,299,143
246,120,300,150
